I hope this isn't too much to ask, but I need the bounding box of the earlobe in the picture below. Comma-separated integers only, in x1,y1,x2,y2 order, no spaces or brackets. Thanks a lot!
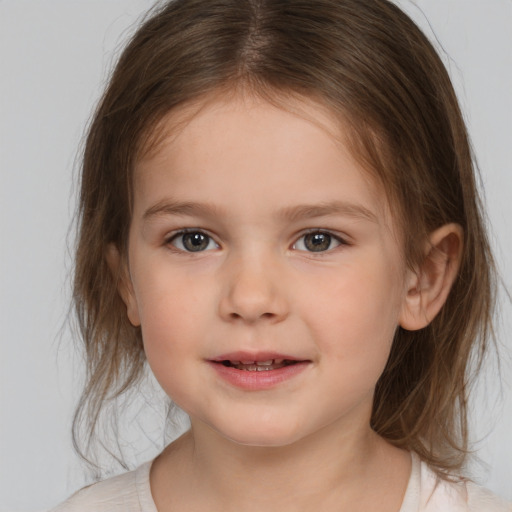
399,223,463,331
105,244,141,327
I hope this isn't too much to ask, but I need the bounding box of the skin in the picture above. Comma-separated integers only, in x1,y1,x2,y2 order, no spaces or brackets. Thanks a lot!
111,93,462,512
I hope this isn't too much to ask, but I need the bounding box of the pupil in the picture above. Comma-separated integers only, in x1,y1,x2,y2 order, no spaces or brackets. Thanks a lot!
183,232,208,251
305,233,330,252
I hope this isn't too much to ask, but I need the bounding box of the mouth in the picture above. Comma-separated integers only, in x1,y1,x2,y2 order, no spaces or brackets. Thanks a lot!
208,354,310,390
218,359,299,372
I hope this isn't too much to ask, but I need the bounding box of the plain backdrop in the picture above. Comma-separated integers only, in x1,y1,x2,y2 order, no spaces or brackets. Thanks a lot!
1,0,511,510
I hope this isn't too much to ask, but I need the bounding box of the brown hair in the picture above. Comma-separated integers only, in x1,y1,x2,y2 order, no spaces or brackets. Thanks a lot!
72,0,496,475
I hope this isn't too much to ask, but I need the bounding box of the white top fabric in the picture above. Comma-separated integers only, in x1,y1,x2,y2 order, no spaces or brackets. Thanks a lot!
51,452,511,511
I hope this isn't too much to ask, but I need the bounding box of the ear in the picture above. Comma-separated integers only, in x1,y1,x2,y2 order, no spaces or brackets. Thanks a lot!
105,244,141,327
399,223,463,331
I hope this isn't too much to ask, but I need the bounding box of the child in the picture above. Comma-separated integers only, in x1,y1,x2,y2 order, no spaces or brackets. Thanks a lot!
52,0,510,510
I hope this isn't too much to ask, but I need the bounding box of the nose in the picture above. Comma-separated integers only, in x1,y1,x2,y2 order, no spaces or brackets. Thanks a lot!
218,253,289,324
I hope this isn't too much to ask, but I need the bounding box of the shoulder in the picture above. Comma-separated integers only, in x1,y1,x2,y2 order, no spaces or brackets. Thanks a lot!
425,478,511,512
49,461,156,512
465,482,512,512
414,456,511,512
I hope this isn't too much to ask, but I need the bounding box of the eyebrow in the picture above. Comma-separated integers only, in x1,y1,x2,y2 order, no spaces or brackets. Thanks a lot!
142,199,377,224
278,201,378,223
143,200,223,221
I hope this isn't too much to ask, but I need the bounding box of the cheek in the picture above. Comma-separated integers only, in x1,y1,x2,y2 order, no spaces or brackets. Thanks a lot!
131,269,210,361
134,259,212,326
137,292,208,405
301,259,403,373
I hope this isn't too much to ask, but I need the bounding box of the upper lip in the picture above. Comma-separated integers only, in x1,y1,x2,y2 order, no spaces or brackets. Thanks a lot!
209,351,306,363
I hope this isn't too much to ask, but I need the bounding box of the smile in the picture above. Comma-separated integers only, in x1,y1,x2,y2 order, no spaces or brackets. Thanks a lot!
220,359,295,371
208,353,310,390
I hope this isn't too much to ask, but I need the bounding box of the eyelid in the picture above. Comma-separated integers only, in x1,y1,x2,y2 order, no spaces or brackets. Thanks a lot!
162,227,349,253
165,228,220,252
292,229,350,252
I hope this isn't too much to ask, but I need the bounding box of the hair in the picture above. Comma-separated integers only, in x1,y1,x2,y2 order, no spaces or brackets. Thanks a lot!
72,0,496,475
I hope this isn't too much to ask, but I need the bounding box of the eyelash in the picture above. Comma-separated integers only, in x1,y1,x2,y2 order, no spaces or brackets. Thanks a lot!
166,229,219,253
165,229,348,254
292,230,348,253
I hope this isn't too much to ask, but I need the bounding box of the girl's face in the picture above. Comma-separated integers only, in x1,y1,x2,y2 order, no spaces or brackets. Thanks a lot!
122,94,412,447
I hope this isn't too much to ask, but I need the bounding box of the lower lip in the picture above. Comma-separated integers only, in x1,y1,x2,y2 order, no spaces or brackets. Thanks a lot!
208,361,310,390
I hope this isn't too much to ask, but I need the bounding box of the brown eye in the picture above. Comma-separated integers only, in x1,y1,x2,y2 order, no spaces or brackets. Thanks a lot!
170,231,218,252
294,232,342,252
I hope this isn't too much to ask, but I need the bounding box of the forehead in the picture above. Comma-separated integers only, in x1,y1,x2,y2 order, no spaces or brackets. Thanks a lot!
133,92,395,229
138,91,349,163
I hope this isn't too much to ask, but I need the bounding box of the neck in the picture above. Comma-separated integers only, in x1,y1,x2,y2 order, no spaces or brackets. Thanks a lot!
151,418,410,512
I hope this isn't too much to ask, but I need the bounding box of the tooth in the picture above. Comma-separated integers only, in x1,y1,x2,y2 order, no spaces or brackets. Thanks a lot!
256,360,273,366
230,360,240,365
274,359,284,364
256,366,272,371
241,360,256,365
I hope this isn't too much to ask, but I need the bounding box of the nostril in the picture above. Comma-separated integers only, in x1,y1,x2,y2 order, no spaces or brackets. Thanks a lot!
229,310,276,322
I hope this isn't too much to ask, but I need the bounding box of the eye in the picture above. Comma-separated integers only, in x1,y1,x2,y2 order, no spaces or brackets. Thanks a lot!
293,231,344,252
168,231,219,252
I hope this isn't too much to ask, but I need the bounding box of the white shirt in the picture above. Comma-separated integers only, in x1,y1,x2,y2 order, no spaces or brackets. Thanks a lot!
51,453,511,511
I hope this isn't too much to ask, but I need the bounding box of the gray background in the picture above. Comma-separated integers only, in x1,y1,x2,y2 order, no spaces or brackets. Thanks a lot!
1,0,511,510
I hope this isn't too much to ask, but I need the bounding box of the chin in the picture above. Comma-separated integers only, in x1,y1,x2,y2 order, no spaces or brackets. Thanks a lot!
213,420,308,449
